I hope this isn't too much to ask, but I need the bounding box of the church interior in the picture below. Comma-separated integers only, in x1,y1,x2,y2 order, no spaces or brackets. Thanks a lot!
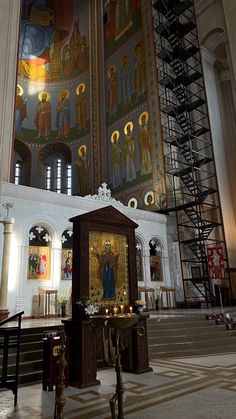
1,0,236,418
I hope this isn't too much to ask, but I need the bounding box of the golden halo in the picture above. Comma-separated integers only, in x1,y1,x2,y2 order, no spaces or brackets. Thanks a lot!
76,83,85,95
17,84,24,96
144,191,154,205
38,91,51,101
108,65,116,77
78,144,87,156
139,111,149,125
128,198,138,209
58,89,70,99
111,130,120,143
124,121,134,135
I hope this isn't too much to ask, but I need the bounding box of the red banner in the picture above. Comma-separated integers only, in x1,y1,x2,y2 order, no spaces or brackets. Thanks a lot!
207,245,225,279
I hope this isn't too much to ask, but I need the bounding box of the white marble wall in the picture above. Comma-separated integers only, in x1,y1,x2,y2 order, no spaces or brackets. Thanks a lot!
0,181,179,316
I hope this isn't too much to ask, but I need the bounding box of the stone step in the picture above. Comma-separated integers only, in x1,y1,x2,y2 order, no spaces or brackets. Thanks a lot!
0,348,43,365
147,325,224,336
149,345,236,359
0,324,63,385
148,336,236,350
147,318,215,329
18,370,42,385
146,315,236,359
148,332,236,345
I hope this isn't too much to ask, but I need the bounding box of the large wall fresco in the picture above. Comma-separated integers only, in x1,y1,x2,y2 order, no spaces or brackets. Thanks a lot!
104,0,166,210
15,0,90,143
104,0,153,201
14,0,91,195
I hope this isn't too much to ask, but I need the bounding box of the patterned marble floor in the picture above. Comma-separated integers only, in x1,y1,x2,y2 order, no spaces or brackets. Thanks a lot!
1,353,236,419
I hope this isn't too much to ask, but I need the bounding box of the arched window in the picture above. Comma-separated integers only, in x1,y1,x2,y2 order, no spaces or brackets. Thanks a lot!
45,164,51,191
14,160,22,185
56,158,62,193
66,164,72,195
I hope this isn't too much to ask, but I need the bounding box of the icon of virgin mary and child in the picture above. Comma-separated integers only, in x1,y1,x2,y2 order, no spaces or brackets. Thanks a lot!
95,241,119,300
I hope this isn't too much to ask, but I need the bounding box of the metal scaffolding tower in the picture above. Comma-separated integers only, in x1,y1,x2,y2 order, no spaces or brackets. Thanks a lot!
152,0,231,306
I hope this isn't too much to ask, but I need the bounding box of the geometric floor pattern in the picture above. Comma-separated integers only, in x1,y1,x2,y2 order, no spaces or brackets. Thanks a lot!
1,354,236,418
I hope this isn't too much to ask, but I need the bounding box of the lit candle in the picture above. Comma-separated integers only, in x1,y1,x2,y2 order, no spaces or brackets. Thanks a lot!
120,304,124,314
105,308,109,316
129,306,133,314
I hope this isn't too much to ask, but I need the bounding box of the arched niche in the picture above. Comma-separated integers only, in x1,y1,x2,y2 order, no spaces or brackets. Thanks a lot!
135,237,143,283
28,225,51,281
61,227,73,280
37,142,72,193
13,139,32,186
149,238,163,283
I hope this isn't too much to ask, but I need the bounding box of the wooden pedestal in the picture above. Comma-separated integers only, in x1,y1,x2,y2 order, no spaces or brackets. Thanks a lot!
62,318,100,388
121,315,152,374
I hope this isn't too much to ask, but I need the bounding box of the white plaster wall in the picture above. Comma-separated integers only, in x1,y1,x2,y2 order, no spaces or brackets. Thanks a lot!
0,181,179,316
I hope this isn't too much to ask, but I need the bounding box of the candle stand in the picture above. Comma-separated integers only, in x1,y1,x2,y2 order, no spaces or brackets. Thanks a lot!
91,314,144,419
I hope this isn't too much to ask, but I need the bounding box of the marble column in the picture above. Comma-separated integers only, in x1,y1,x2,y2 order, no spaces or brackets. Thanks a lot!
142,246,151,288
0,217,14,320
201,46,236,267
0,0,21,184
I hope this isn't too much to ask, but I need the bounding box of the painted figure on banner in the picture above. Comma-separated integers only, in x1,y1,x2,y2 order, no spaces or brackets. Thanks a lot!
28,246,49,280
124,121,136,182
111,130,122,188
207,246,225,279
75,145,89,196
76,83,86,131
18,0,55,80
69,21,81,70
114,0,132,40
34,92,51,139
150,255,162,281
120,54,132,107
108,65,118,116
62,45,74,76
56,90,70,139
79,35,89,71
62,250,72,280
134,43,146,99
95,240,120,300
104,0,141,44
139,111,152,175
15,85,29,136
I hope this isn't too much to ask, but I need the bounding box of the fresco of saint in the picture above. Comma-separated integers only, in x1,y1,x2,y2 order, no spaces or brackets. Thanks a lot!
111,130,122,188
15,85,28,136
74,145,89,196
34,92,51,140
120,54,132,107
56,90,70,139
124,121,136,182
108,65,118,116
134,43,146,99
76,83,87,132
139,111,152,175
